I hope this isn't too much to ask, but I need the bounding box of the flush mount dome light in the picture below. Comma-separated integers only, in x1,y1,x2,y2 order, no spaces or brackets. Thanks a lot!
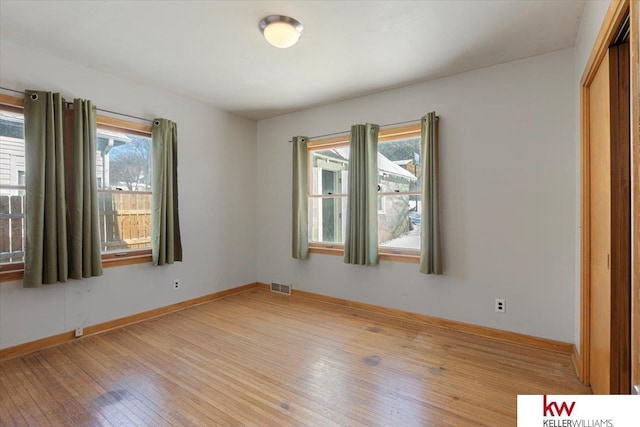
259,15,303,48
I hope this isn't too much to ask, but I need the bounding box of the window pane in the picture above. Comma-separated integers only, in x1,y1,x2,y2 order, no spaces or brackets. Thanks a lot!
0,188,25,264
0,114,25,139
379,195,421,251
98,191,151,252
310,147,349,195
309,196,346,244
378,137,421,193
97,131,151,191
0,111,26,187
96,129,151,253
0,111,25,264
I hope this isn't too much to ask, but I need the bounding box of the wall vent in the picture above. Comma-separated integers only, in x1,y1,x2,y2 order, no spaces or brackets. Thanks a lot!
270,282,291,296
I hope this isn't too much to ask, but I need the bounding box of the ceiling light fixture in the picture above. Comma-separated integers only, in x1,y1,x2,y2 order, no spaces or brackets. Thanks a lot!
259,15,303,49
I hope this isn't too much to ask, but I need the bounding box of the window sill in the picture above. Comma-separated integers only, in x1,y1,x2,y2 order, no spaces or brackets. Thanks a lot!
309,244,420,264
0,249,153,283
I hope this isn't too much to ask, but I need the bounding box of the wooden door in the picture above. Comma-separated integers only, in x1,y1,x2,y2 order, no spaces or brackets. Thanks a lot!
588,44,631,395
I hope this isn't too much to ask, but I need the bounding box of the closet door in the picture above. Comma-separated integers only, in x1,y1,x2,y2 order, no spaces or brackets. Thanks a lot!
588,43,630,395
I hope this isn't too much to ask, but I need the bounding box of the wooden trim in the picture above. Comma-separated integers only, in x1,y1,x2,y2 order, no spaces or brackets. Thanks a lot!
308,134,350,150
0,269,24,282
0,262,24,273
0,282,259,361
582,0,630,86
0,93,23,108
579,0,631,385
257,283,573,354
0,331,76,362
308,244,420,264
378,124,421,142
379,253,419,264
571,345,583,379
309,246,344,256
629,0,640,393
96,114,152,137
101,253,153,268
580,82,592,384
1,250,153,283
379,247,420,264
308,123,421,150
101,249,152,261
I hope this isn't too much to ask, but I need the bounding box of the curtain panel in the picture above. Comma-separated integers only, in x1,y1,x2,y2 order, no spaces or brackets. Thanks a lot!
151,118,183,265
344,123,379,266
292,136,309,259
419,112,442,274
23,90,68,287
67,98,103,279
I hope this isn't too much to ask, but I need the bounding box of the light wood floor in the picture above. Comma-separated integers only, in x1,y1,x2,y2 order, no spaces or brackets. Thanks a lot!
0,288,590,426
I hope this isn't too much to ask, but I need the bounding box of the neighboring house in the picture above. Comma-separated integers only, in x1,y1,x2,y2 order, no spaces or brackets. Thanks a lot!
0,112,133,191
96,130,131,189
0,112,25,190
309,147,418,245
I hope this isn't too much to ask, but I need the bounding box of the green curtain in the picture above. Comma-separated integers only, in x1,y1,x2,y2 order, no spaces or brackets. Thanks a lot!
23,90,68,287
68,99,103,279
151,118,183,265
344,123,379,266
420,112,442,274
292,136,309,259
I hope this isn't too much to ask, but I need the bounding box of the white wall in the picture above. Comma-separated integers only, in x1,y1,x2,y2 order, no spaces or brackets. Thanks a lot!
257,48,577,343
0,41,258,349
572,0,610,349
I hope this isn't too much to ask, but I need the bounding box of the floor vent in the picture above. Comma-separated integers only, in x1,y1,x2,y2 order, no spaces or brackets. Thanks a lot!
270,282,292,295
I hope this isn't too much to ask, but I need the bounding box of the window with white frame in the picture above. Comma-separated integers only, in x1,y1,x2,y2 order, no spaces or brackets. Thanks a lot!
309,147,349,245
308,124,422,256
0,109,26,264
0,99,153,271
95,127,152,253
377,135,421,252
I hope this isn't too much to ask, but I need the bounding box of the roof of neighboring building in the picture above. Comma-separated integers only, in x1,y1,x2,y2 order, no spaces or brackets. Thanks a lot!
378,154,417,181
331,148,417,181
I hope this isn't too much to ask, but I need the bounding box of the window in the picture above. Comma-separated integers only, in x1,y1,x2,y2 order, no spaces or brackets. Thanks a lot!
0,94,153,278
96,127,152,253
377,135,421,252
0,109,26,265
309,147,348,245
308,124,422,262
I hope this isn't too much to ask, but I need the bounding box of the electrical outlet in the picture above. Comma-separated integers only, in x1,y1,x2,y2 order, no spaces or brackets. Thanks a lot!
495,298,506,313
173,279,180,290
75,327,83,338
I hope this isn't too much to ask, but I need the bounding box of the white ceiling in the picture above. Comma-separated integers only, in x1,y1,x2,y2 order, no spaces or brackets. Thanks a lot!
0,0,586,120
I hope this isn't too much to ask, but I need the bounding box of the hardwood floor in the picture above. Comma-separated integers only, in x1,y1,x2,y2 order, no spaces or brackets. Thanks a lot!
0,288,590,426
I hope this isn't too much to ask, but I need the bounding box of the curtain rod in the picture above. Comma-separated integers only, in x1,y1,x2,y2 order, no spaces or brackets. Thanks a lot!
288,117,438,143
0,86,154,124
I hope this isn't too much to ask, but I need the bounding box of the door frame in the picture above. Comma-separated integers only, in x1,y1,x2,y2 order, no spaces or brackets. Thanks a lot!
579,0,639,388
